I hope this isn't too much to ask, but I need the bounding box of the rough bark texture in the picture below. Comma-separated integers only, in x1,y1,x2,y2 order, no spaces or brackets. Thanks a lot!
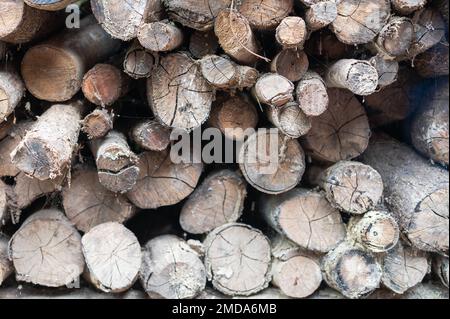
123,41,159,79
130,120,171,151
275,16,307,49
252,73,295,107
266,102,312,138
137,21,184,52
0,70,25,120
239,0,293,30
270,49,309,83
295,71,328,116
81,108,114,140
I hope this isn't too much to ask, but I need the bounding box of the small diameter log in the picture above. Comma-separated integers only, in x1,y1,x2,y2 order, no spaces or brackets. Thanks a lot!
369,54,399,89
82,222,142,293
90,131,139,194
180,169,247,235
81,109,114,140
372,16,414,59
360,135,449,255
137,21,184,52
415,41,449,78
214,9,261,66
238,130,305,195
140,235,206,299
199,55,259,90
0,120,32,178
204,223,272,296
347,211,400,253
208,94,258,141
270,49,309,83
321,241,382,299
391,0,427,15
331,0,391,45
261,188,346,252
126,149,203,209
411,79,449,166
0,70,25,120
319,161,384,215
147,52,214,131
164,0,231,31
266,102,312,138
252,73,294,107
11,102,84,181
275,16,307,49
0,233,12,286
9,209,84,287
433,255,449,288
189,30,219,59
123,41,159,79
325,59,379,96
305,0,338,31
24,0,77,10
296,71,328,117
239,0,293,31
130,120,171,151
82,64,129,107
62,167,136,233
302,89,371,163
21,16,122,102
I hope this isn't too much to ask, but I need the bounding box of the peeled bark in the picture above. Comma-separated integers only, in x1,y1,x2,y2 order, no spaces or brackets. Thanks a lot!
414,41,449,78
305,0,337,31
24,0,77,11
239,0,293,30
391,0,427,15
137,20,184,52
252,73,295,107
0,70,25,120
81,108,114,140
0,233,12,286
275,16,307,49
123,41,159,79
204,223,272,296
369,54,399,89
130,120,171,151
433,255,449,288
266,102,312,138
270,49,309,83
295,71,328,116
189,30,219,59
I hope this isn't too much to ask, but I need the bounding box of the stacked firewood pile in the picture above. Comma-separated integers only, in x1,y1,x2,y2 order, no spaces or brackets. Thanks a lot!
0,0,448,299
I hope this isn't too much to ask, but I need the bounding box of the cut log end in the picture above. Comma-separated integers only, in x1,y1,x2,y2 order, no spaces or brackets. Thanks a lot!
130,120,171,152
239,0,294,30
81,109,114,140
305,1,338,31
296,71,329,117
266,102,312,138
275,16,307,49
253,73,294,107
270,49,309,83
137,21,184,52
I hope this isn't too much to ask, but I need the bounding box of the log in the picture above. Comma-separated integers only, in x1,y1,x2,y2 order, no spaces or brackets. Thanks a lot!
371,16,414,59
330,0,391,45
347,210,400,253
305,0,337,31
270,49,309,83
238,130,306,194
0,233,12,286
197,288,228,300
433,255,449,288
81,108,114,140
302,89,371,163
0,70,25,120
214,9,261,65
318,161,384,215
261,188,346,252
11,102,84,180
82,64,129,107
0,115,14,141
411,79,449,166
234,288,291,299
9,209,84,287
252,73,295,107
360,135,449,255
325,59,379,96
140,235,206,299
391,0,427,15
189,30,219,59
126,149,203,209
21,16,122,102
0,120,32,178
147,52,214,131
433,0,449,25
0,181,10,227
295,71,328,116
369,54,399,89
137,21,184,52
266,102,312,138
275,16,307,49
62,166,136,233
82,222,142,293
204,223,272,296
380,242,429,294
402,282,449,299
123,41,159,79
180,169,247,235
130,120,171,151
24,0,77,11
305,30,352,62
321,241,382,299
208,94,259,141
239,0,293,30
164,0,231,31
414,41,449,78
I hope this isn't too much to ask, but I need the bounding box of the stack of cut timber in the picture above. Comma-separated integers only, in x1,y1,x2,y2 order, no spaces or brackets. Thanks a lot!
0,0,448,300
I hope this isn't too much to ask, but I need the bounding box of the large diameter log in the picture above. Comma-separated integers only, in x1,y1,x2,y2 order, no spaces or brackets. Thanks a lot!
21,16,122,102
275,16,307,49
433,255,449,288
321,241,382,299
24,0,77,10
82,222,142,293
0,233,12,286
330,0,391,45
296,71,328,117
402,282,449,299
261,188,346,253
0,70,24,121
140,235,206,299
391,0,427,15
411,79,449,166
239,0,293,31
126,149,203,209
302,89,371,163
180,170,247,235
238,130,306,195
137,21,184,52
9,209,84,287
147,52,214,131
130,120,171,152
81,108,114,140
11,102,84,180
371,16,414,59
62,167,136,233
252,73,295,107
266,102,312,138
360,135,449,255
414,42,449,78
270,49,309,83
90,131,139,193
305,1,337,31
204,223,272,296
123,41,159,80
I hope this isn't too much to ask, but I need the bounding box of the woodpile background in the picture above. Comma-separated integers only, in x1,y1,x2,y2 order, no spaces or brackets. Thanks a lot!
0,0,448,299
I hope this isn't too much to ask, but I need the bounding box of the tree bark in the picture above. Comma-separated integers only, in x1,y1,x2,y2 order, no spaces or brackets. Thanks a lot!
295,71,328,116
130,120,171,151
252,73,295,107
265,102,312,138
239,0,293,30
305,0,337,31
123,41,159,79
137,20,184,52
24,0,77,11
270,49,309,82
81,108,114,140
275,16,307,49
